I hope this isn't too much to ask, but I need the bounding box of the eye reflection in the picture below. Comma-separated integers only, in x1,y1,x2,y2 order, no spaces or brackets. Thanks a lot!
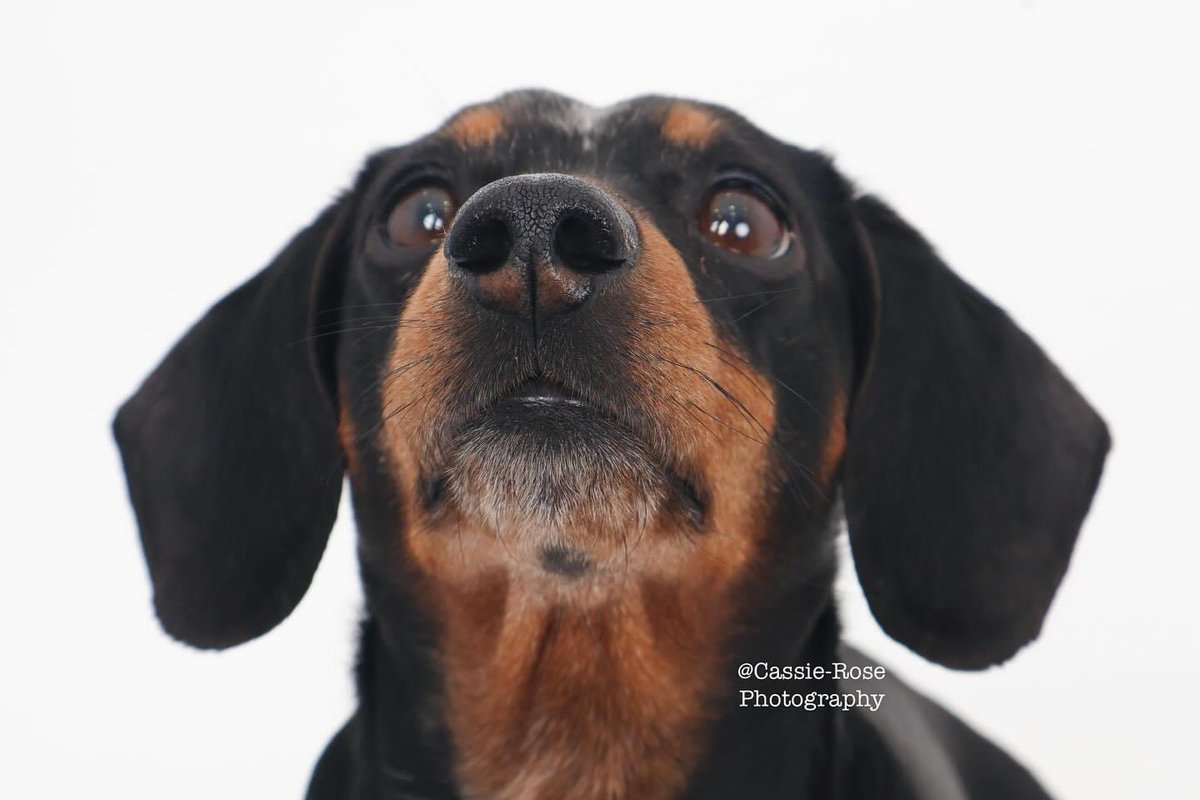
701,186,789,258
386,186,458,247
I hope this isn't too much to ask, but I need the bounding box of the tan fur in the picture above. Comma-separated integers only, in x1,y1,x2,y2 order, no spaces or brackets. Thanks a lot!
819,389,848,485
382,209,780,799
660,103,722,149
338,391,361,479
444,106,507,148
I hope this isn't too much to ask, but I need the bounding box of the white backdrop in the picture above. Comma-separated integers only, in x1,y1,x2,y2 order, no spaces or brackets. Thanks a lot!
2,1,1197,797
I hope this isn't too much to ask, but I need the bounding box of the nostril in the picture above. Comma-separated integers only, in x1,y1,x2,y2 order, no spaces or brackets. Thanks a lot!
553,211,629,275
446,216,513,274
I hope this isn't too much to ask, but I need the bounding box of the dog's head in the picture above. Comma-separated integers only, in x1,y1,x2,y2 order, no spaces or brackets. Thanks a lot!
115,91,1108,671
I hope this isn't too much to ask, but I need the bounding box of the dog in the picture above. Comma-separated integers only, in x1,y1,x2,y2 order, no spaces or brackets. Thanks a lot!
114,90,1109,799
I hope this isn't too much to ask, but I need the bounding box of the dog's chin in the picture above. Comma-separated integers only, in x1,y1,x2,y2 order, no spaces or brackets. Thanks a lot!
421,383,708,584
443,397,669,545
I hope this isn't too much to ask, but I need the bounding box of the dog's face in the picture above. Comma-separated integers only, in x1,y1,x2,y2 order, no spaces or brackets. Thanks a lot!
343,95,848,606
116,90,1109,676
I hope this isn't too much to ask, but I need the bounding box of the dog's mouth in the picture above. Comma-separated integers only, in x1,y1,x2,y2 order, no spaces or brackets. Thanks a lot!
421,375,706,574
492,378,589,412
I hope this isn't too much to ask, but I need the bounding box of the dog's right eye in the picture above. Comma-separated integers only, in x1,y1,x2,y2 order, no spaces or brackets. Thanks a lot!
386,186,458,247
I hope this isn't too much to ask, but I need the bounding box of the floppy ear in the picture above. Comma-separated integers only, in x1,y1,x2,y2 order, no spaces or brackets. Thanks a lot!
114,202,350,649
841,193,1110,670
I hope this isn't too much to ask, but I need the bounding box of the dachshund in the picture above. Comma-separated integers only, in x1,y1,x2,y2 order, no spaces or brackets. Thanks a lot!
114,90,1110,799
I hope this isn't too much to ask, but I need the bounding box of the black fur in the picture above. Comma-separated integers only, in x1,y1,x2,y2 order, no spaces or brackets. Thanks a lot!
114,204,349,648
114,90,1109,798
842,195,1109,669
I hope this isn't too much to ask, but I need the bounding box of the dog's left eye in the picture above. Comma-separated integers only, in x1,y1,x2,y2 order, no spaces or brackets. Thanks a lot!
701,184,790,258
386,186,458,246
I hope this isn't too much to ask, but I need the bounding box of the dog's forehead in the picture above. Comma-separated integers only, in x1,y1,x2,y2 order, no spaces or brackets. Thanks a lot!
438,90,746,158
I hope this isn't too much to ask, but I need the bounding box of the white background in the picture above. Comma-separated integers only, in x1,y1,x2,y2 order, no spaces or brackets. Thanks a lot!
2,1,1197,797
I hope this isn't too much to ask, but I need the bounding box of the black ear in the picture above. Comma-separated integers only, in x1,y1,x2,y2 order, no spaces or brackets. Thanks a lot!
114,202,350,649
841,193,1110,670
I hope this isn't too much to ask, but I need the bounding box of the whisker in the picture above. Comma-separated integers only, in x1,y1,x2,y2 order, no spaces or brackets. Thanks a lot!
650,354,828,505
322,301,413,313
694,286,807,304
731,293,779,324
703,341,827,422
655,354,771,440
288,322,392,347
703,347,775,410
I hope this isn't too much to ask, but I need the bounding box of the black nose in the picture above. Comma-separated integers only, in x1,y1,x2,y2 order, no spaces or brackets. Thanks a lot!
444,174,638,320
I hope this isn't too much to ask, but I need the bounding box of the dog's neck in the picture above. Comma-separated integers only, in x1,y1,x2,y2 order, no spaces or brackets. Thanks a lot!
356,526,841,800
429,572,740,800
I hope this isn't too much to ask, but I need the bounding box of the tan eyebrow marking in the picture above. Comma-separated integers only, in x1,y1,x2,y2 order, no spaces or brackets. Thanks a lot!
444,106,507,148
660,103,722,149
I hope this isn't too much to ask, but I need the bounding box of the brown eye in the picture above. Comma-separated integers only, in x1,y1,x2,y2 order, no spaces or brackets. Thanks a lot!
701,185,789,258
386,186,457,246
